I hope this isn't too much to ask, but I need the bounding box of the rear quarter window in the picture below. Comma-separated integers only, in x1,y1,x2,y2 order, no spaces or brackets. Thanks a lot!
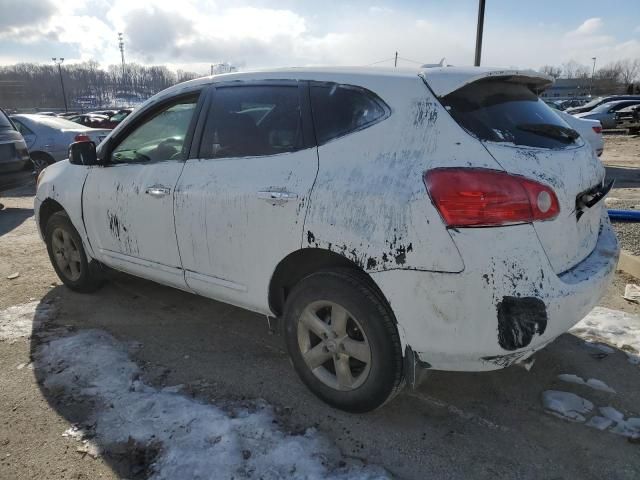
310,83,390,145
442,79,581,149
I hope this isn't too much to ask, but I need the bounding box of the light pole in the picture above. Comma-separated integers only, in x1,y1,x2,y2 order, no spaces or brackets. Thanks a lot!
474,0,486,66
52,57,68,112
589,57,597,97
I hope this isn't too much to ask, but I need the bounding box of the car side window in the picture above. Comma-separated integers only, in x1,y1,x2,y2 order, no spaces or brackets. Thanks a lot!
310,83,390,145
110,96,198,164
12,119,33,136
200,85,302,159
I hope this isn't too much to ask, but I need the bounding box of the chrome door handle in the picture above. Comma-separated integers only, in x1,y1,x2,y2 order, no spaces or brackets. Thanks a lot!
257,190,298,204
145,185,171,197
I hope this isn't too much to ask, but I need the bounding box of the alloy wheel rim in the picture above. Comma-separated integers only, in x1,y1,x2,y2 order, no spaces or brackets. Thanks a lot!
297,300,372,391
51,227,82,281
33,157,48,173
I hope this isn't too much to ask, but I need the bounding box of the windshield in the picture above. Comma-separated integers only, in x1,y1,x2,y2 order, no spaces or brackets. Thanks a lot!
442,79,580,149
580,97,604,109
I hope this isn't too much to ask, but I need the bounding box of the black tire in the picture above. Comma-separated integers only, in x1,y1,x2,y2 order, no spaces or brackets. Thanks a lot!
283,268,404,413
31,152,54,174
45,211,104,293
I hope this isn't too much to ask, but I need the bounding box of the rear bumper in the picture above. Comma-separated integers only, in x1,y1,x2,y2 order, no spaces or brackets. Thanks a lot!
372,211,619,371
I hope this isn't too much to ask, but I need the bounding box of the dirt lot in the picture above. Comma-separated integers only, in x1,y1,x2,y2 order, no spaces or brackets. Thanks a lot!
1,135,639,479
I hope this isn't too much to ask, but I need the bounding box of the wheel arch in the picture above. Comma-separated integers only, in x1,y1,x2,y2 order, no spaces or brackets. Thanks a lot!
38,198,65,237
268,247,392,318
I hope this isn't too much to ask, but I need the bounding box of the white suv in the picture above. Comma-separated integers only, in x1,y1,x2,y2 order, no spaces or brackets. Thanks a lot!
35,66,619,412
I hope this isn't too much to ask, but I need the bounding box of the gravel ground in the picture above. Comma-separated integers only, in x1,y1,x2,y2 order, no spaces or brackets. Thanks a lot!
601,134,640,256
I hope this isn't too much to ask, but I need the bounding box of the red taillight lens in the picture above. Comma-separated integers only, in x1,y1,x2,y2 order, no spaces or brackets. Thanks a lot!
592,125,602,134
74,134,91,142
424,168,560,227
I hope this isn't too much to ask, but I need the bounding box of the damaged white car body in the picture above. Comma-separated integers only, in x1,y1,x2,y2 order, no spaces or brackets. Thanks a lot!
34,66,619,412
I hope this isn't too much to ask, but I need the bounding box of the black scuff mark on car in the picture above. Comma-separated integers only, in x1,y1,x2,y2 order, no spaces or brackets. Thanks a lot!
366,257,377,269
481,350,530,368
306,231,315,245
497,296,548,351
412,100,438,127
108,210,121,239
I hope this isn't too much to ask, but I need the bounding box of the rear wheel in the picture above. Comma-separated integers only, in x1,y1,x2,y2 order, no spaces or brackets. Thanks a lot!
45,211,104,292
283,269,404,412
31,152,54,174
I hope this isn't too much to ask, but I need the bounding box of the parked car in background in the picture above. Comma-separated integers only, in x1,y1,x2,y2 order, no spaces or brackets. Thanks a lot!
615,104,640,134
10,114,110,173
574,100,640,129
566,95,640,114
561,111,603,156
34,67,619,412
68,113,113,129
547,106,604,156
0,108,30,173
106,108,133,126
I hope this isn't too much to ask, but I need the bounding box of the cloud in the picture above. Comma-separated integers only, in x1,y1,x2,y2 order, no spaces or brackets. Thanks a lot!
570,17,603,36
0,0,55,34
0,2,638,74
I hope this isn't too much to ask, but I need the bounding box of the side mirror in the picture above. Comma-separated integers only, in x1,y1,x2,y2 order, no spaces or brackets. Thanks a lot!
68,141,98,165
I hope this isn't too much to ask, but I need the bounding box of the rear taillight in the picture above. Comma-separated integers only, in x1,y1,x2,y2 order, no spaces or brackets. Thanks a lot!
592,125,603,134
74,134,91,142
424,168,560,227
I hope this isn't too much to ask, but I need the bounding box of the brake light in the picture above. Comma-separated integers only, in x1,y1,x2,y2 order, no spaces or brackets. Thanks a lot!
74,134,91,142
592,125,602,134
424,168,560,227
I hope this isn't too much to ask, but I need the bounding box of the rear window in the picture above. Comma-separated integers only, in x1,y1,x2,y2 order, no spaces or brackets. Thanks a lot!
442,79,580,149
0,110,14,130
310,83,390,145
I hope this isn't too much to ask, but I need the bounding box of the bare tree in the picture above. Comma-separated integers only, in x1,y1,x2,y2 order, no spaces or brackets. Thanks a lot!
561,60,590,79
540,65,562,79
615,59,640,85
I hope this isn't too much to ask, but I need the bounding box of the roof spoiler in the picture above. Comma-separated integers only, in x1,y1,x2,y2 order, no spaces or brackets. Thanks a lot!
419,67,554,98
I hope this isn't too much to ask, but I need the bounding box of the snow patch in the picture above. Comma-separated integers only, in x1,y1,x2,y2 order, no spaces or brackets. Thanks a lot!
0,301,54,341
36,330,389,479
557,374,616,393
571,307,640,365
598,406,640,438
542,390,593,422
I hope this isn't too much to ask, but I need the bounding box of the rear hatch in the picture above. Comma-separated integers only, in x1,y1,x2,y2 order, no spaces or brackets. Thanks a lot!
423,69,606,274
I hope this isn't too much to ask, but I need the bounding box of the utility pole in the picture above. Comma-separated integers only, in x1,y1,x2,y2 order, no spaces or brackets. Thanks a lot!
118,33,126,87
394,51,398,68
52,58,68,112
589,57,597,97
474,0,486,67
211,64,214,76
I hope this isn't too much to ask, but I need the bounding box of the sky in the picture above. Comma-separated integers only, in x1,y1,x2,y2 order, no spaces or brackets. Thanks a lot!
0,0,639,74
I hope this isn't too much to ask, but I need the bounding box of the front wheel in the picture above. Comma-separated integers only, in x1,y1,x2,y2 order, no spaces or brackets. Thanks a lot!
283,269,404,412
45,211,104,292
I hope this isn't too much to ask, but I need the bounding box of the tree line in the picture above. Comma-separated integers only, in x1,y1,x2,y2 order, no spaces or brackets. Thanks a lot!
539,58,640,94
0,61,204,111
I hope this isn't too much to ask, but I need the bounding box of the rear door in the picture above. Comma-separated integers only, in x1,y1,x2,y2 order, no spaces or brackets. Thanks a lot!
83,92,203,288
174,81,318,313
439,77,605,273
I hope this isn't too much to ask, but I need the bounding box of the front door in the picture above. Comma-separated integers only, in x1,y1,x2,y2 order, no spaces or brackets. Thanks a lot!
174,82,318,313
83,93,201,288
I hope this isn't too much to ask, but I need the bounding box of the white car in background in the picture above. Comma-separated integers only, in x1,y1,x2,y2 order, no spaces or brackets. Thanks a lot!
574,100,640,129
559,110,604,156
34,66,619,412
10,114,110,173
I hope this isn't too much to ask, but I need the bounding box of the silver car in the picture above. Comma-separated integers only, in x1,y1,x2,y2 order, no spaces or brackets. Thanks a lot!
0,109,30,174
574,99,640,129
10,114,110,173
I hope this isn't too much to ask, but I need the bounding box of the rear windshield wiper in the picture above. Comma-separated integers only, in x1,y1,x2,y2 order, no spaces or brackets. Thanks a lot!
516,123,579,143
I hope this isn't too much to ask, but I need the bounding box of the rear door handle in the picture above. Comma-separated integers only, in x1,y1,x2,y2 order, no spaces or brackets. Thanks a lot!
257,190,299,204
145,185,171,197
